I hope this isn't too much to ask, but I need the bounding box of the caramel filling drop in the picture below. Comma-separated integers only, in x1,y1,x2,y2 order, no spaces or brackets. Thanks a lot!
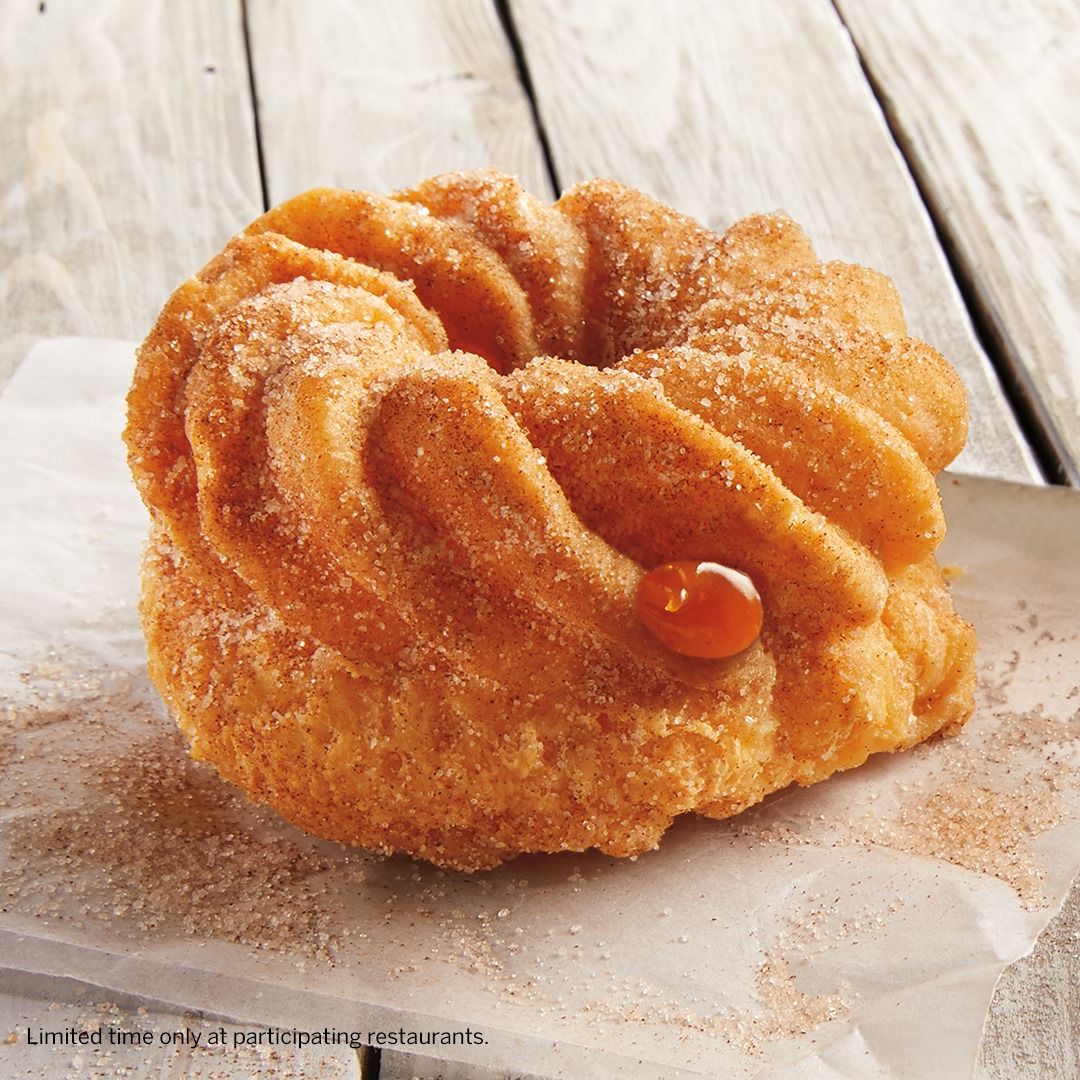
636,560,763,659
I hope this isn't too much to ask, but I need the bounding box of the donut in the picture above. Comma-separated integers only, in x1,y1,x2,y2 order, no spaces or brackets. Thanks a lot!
125,170,975,870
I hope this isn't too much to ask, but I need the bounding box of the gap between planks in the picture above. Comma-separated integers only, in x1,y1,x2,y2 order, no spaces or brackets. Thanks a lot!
493,0,560,193
240,0,270,212
830,0,1075,486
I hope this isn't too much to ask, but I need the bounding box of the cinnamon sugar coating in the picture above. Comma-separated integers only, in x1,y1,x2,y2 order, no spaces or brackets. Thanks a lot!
125,170,975,870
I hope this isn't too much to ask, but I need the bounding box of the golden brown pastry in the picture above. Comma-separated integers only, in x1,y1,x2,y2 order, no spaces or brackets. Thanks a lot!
125,170,975,870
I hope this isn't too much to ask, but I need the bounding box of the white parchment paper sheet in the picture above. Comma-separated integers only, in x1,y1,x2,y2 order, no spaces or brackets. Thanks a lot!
1,339,1078,1079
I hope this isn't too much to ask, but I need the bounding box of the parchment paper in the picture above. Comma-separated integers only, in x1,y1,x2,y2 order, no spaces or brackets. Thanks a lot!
2,338,1078,1079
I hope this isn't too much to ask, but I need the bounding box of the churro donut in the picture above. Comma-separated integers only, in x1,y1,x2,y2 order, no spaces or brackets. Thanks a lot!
125,170,975,870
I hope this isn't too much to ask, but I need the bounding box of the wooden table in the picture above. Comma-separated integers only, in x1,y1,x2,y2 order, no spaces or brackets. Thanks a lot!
2,1,1076,1076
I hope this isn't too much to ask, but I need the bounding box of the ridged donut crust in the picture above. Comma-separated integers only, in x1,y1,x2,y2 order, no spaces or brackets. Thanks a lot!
126,170,975,870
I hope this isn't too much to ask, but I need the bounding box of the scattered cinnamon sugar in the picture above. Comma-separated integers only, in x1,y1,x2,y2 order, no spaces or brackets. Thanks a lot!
549,896,861,1057
849,610,1077,909
567,952,846,1056
1,655,361,960
852,770,1065,907
731,612,1078,910
739,947,847,1045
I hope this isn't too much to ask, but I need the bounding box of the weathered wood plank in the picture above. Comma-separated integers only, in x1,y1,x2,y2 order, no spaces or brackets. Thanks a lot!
976,885,1080,1080
378,1051,547,1080
510,0,1039,483
837,0,1080,483
0,0,262,387
245,0,552,203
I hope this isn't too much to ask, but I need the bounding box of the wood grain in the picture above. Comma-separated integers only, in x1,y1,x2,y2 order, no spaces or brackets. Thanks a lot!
245,0,552,202
510,0,1038,483
976,885,1080,1080
837,0,1080,483
0,0,262,387
379,1051,545,1080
